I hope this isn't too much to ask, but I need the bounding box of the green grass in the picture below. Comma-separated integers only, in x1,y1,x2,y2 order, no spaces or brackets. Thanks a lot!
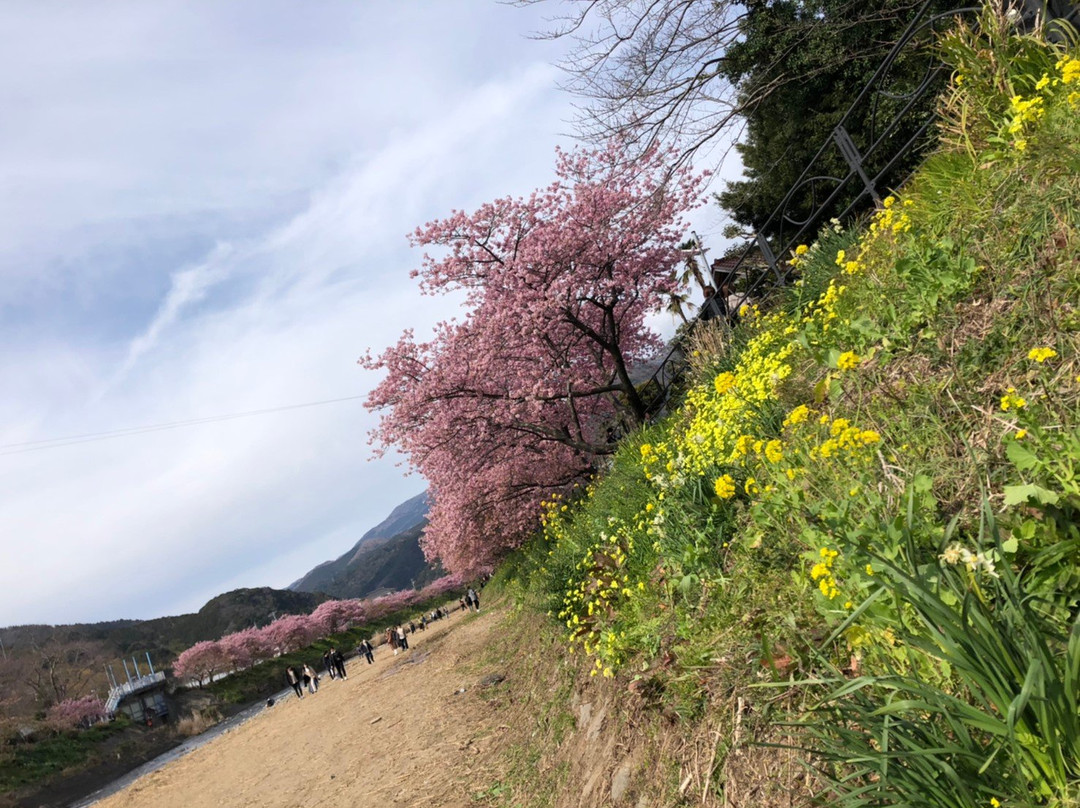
495,11,1080,806
0,717,130,792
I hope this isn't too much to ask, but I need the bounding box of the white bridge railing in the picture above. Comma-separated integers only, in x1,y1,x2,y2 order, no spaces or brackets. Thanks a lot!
105,671,165,714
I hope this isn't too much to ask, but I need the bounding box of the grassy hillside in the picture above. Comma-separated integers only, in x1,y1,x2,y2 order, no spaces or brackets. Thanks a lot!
492,14,1080,807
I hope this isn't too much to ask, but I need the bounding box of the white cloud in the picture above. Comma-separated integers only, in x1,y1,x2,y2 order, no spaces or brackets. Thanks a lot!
0,3,577,626
0,1,740,627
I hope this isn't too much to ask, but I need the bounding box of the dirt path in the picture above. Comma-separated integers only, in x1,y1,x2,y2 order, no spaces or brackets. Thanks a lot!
93,607,504,808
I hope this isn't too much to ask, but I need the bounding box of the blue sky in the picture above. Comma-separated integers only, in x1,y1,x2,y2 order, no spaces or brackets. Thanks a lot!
0,1,736,626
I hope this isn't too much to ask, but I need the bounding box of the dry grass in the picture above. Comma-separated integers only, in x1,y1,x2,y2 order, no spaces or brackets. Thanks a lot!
470,598,819,808
175,709,220,738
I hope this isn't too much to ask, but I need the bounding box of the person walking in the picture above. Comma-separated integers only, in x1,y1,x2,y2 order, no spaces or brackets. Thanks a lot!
467,586,480,612
358,639,374,665
303,664,320,693
395,625,409,651
285,666,303,699
322,650,336,680
387,627,399,655
329,647,347,680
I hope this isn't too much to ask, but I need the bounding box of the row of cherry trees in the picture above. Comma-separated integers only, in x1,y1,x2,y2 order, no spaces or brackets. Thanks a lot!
364,142,706,574
170,575,462,687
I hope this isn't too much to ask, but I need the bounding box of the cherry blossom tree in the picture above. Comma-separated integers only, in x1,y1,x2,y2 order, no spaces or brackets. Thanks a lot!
366,590,418,620
416,573,463,601
309,599,366,636
364,142,705,574
167,583,463,684
44,695,106,730
261,614,318,656
172,640,230,687
218,627,272,671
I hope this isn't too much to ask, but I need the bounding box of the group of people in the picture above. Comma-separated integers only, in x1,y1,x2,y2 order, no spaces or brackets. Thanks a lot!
280,587,487,699
283,647,348,699
385,625,410,655
461,586,480,612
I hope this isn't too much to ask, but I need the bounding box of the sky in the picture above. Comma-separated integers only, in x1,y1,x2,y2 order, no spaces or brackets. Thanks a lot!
0,1,738,627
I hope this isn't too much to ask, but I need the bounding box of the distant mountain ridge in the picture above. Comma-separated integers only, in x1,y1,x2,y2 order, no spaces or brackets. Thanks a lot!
0,587,329,658
288,491,440,599
0,493,436,657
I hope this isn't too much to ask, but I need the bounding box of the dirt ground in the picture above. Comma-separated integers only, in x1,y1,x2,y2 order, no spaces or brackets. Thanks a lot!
92,606,506,808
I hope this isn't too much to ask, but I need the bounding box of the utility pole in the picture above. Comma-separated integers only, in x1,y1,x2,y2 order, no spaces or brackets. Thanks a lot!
691,231,711,284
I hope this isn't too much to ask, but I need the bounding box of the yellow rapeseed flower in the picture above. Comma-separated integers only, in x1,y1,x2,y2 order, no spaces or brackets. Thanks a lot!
714,474,736,500
1000,388,1027,411
713,372,736,395
837,351,861,371
1060,56,1080,84
783,404,810,427
1027,346,1057,363
764,439,784,463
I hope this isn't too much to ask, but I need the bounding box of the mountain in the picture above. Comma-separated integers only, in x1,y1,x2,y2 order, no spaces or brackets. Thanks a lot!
288,491,440,599
0,587,329,656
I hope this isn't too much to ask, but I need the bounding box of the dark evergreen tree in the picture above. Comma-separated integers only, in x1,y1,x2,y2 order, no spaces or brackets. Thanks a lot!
717,0,957,239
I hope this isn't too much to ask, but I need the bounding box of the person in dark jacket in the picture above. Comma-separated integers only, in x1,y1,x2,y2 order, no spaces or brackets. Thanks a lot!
285,666,303,699
357,639,375,664
331,647,347,680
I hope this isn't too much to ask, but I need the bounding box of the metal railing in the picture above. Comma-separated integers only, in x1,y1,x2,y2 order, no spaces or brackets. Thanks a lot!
105,671,165,715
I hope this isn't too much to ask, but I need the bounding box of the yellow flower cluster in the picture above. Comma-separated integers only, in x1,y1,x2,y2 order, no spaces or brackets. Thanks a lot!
714,474,736,499
1027,346,1057,363
808,417,881,461
788,243,811,268
676,313,797,478
1000,388,1027,411
557,535,636,666
810,547,841,599
807,279,846,331
783,404,810,427
764,439,784,464
837,350,861,371
870,196,913,236
1058,55,1079,85
1008,94,1045,134
713,371,736,395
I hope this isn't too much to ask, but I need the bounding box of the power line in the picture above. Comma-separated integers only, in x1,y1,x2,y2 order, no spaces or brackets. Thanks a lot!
0,395,368,457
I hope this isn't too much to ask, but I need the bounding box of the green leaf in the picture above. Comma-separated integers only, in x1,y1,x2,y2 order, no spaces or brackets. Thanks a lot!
1002,484,1059,507
1000,536,1019,554
1006,440,1041,472
828,377,844,401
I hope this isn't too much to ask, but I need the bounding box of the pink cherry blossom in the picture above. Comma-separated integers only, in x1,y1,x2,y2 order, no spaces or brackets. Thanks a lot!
44,696,107,730
172,640,230,686
365,141,706,574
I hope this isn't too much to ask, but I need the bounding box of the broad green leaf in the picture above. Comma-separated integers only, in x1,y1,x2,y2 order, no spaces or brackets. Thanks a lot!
1006,440,1042,472
1002,484,1059,507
